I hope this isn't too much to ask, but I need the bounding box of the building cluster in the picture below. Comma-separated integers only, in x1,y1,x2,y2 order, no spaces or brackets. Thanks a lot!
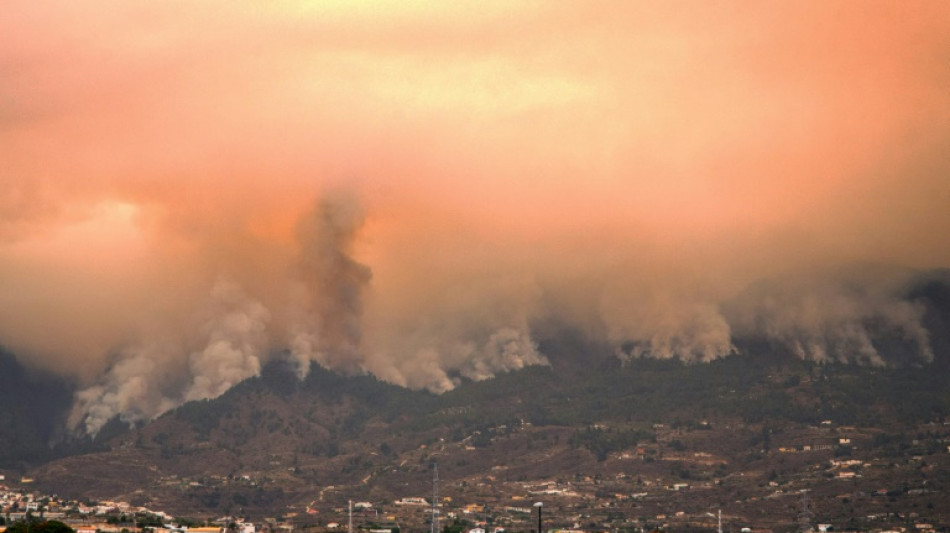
0,485,200,533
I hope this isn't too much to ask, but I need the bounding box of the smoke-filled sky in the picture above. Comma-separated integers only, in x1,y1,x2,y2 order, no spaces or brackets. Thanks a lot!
2,1,949,434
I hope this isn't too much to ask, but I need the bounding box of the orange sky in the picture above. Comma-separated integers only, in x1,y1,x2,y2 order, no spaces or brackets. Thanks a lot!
2,1,949,433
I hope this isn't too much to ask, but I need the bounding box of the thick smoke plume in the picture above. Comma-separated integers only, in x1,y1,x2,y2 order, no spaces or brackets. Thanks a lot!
1,2,949,434
68,347,178,436
69,279,270,435
725,273,935,366
289,194,372,376
184,279,269,402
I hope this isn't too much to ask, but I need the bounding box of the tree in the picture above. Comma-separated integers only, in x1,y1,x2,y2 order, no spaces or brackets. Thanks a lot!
443,518,468,533
5,521,76,533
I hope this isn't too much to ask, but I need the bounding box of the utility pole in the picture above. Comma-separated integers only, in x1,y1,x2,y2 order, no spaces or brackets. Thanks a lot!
533,502,543,533
348,500,353,533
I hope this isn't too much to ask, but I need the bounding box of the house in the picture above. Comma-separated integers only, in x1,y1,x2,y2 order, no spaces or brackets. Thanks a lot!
395,497,428,506
364,521,400,533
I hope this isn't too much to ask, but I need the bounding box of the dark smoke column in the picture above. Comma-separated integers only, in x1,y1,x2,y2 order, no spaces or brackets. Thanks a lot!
295,193,372,371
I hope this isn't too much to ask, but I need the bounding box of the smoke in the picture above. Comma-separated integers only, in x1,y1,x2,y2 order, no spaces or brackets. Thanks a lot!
183,279,269,402
458,327,546,382
67,347,179,436
288,193,372,377
364,325,547,394
2,1,950,434
606,292,736,363
69,279,270,435
725,272,935,366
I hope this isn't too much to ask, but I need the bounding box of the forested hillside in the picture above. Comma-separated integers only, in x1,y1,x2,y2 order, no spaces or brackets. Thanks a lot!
0,347,74,466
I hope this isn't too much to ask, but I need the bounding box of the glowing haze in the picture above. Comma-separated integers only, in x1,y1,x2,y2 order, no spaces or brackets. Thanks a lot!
2,1,948,434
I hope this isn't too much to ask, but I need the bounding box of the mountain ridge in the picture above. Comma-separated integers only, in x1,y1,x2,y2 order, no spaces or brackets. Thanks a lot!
19,346,950,514
1,272,948,524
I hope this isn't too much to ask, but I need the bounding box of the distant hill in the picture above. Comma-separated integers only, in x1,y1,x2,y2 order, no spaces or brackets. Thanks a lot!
4,271,950,518
22,339,950,516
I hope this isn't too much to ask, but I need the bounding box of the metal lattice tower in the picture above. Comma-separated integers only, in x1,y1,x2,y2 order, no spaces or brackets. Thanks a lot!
431,463,440,533
798,490,814,533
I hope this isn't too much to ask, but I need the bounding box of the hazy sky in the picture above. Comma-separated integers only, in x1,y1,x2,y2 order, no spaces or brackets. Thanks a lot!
2,1,949,433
